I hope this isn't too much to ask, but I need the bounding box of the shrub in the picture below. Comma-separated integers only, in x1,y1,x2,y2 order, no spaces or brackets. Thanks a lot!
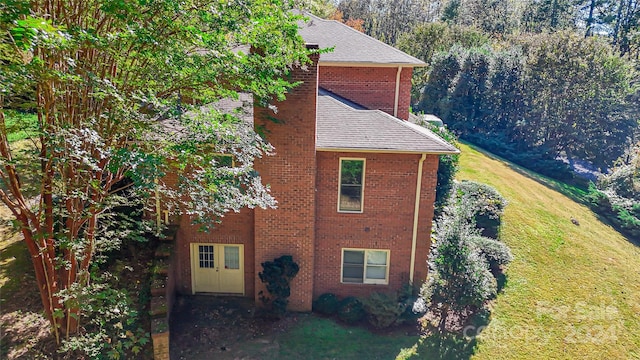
337,297,365,324
258,255,300,318
586,182,612,212
420,122,460,216
452,180,507,238
420,204,497,332
313,293,340,315
469,236,513,271
361,292,406,329
587,145,640,240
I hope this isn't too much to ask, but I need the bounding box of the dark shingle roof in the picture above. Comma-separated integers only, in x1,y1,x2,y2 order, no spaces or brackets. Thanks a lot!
297,12,425,67
316,89,459,154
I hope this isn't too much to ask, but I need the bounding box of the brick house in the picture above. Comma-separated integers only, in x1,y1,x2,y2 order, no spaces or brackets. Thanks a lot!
165,13,458,312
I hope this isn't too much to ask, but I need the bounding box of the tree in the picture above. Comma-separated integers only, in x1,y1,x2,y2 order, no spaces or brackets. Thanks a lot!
522,0,578,32
522,32,638,167
418,202,497,332
1,0,310,344
441,0,516,35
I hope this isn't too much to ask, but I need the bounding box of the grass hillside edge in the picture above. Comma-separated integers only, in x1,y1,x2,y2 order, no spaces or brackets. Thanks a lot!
457,143,640,360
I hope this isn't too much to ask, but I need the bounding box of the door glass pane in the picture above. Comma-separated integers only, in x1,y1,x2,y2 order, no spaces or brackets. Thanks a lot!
224,246,240,270
198,245,214,268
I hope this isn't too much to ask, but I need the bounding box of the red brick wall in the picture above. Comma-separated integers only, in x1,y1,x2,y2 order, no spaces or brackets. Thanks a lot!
318,66,413,120
173,210,255,297
415,155,439,284
253,50,320,312
313,152,439,299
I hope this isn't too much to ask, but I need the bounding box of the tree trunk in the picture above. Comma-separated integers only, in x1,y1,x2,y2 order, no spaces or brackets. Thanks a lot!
585,0,596,37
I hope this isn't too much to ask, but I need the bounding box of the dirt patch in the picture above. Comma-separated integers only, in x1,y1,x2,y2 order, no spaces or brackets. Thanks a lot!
170,295,303,360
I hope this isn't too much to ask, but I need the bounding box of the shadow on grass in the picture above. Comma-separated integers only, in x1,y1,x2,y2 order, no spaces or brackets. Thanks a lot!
415,332,478,360
0,237,34,309
0,226,54,359
407,309,491,360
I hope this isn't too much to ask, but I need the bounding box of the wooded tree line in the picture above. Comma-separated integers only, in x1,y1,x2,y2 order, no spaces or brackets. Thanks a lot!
307,0,639,175
320,0,639,57
405,31,637,172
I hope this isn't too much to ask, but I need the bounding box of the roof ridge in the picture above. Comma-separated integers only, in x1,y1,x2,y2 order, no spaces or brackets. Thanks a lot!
302,11,425,65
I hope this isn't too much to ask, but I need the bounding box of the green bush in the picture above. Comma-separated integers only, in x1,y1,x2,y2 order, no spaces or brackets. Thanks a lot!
313,293,340,315
586,182,612,212
587,146,640,240
258,255,300,318
361,292,406,329
469,236,513,271
452,180,507,238
420,204,498,332
337,297,365,324
420,122,460,216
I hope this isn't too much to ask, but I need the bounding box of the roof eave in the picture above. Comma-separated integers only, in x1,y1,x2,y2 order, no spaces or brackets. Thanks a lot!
319,60,427,68
316,147,460,154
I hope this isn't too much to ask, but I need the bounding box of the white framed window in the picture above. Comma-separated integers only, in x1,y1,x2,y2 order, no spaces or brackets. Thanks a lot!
212,154,234,167
341,249,389,284
338,158,365,213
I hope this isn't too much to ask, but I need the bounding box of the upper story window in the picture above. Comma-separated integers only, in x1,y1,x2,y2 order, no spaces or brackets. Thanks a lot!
338,158,365,212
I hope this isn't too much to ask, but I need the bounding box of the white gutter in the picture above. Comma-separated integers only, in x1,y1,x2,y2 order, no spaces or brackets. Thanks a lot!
318,61,426,68
409,153,426,284
393,66,403,117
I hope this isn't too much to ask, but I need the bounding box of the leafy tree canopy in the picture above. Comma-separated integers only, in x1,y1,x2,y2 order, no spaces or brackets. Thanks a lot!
0,0,311,343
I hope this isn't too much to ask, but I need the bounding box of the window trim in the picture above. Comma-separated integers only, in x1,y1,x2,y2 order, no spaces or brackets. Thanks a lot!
212,153,235,167
340,248,390,285
337,157,366,213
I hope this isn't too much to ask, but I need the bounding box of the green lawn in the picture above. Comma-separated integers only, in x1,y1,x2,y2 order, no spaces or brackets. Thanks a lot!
3,111,38,143
455,143,640,360
271,143,640,359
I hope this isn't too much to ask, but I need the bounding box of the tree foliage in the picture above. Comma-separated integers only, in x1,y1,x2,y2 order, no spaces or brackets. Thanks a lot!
418,203,497,332
416,182,510,333
413,33,638,172
1,0,310,344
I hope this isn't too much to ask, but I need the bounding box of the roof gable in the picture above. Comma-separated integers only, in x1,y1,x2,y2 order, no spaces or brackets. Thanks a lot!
297,12,425,67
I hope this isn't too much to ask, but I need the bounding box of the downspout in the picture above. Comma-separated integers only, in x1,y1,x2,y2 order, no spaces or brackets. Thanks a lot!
154,178,161,232
393,66,403,117
409,153,426,284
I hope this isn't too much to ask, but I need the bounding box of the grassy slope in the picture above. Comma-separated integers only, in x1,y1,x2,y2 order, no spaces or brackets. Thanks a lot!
457,143,640,359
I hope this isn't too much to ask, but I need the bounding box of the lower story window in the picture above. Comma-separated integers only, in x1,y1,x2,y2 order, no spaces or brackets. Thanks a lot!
342,249,389,284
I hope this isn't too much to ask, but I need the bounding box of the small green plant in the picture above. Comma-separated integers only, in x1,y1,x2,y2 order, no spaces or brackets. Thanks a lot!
361,292,406,329
58,273,150,359
337,297,366,324
420,122,460,216
258,255,300,318
313,293,340,315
